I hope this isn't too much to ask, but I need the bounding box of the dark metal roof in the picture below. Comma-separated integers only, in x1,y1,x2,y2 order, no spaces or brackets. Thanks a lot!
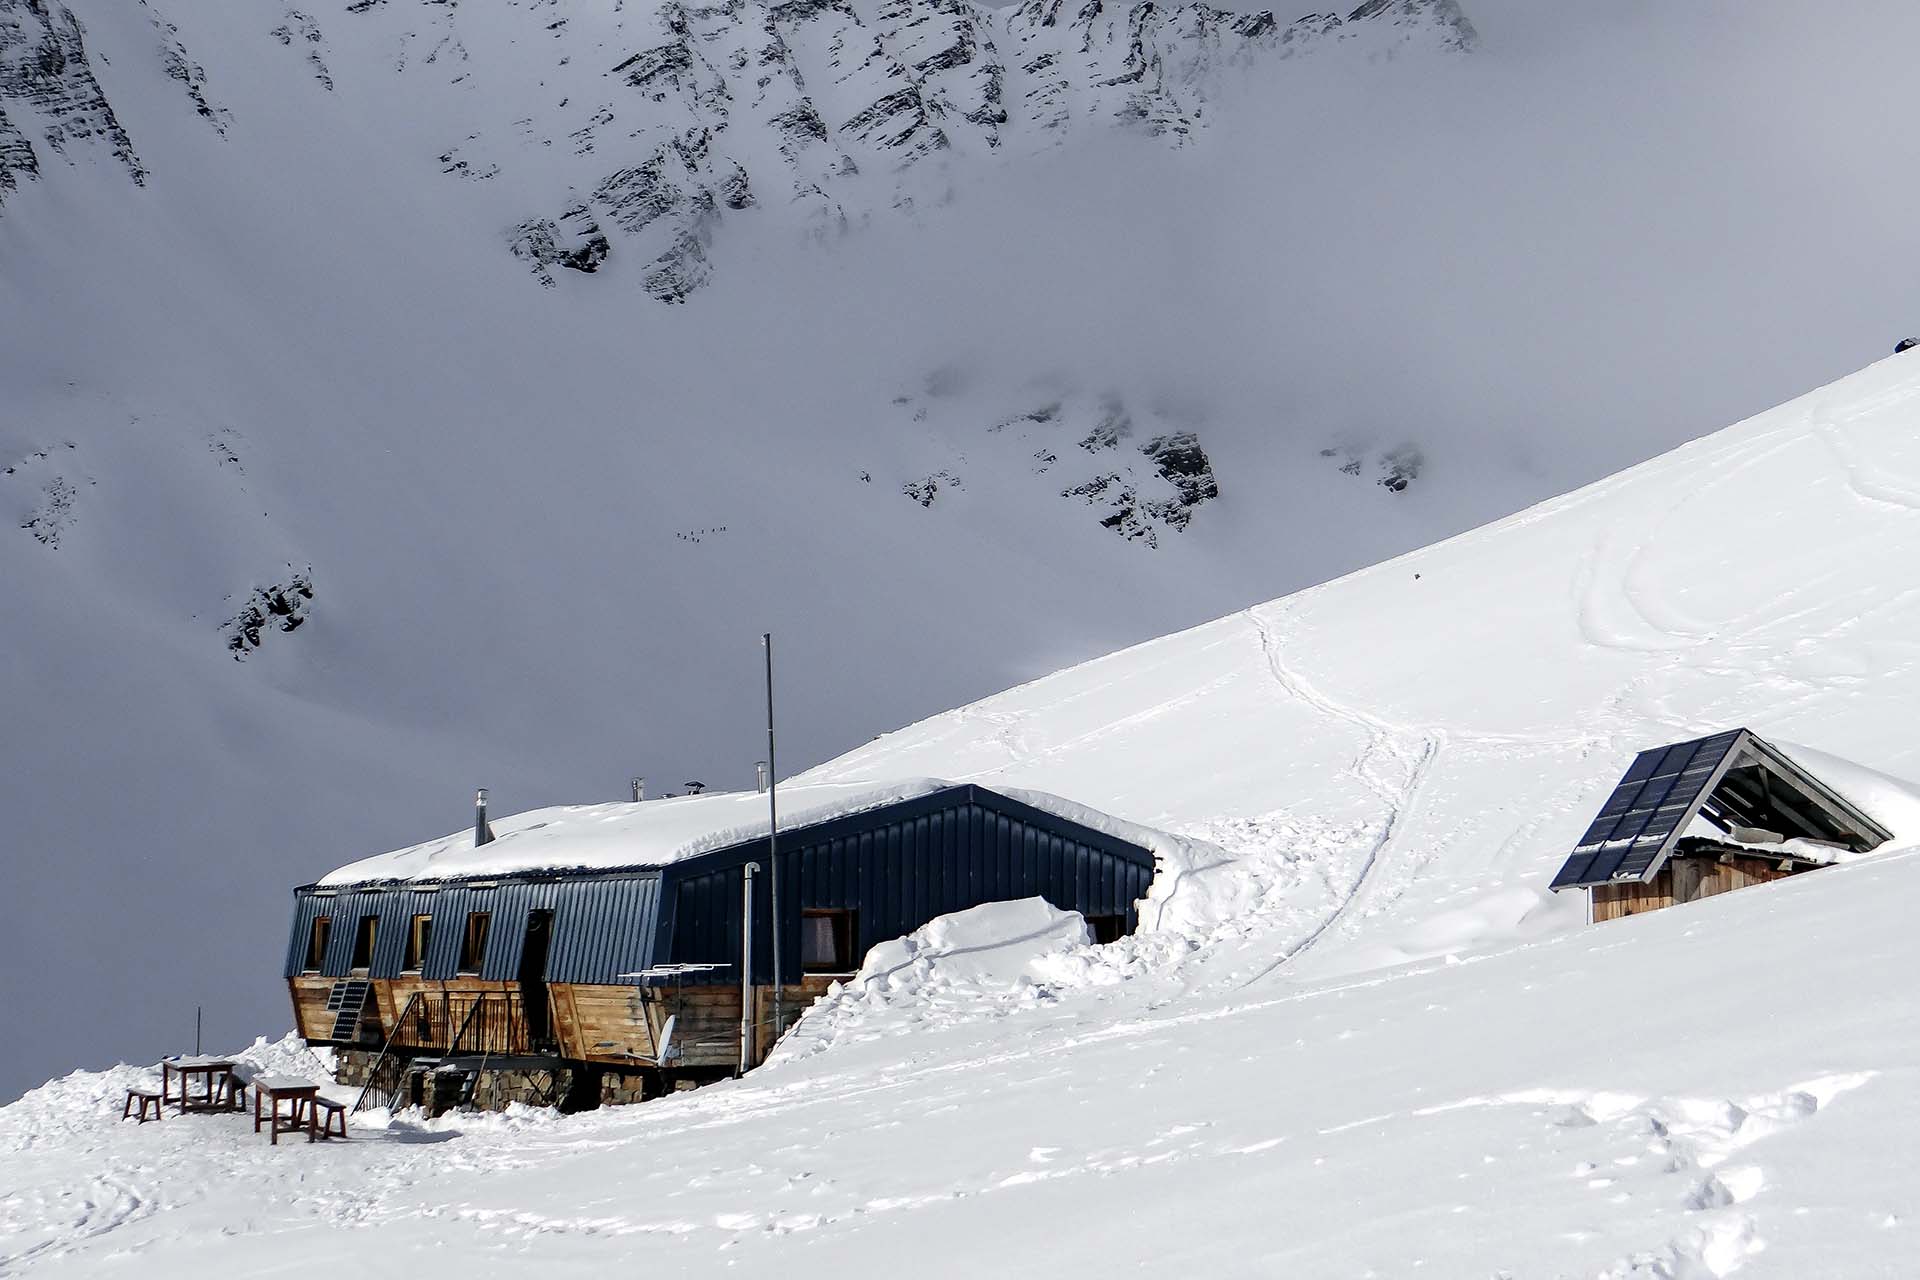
300,784,1156,892
1551,728,1892,890
287,785,1159,986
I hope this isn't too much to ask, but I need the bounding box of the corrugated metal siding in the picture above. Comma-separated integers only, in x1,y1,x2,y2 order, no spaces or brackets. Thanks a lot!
662,790,1156,984
284,875,661,982
288,785,1152,990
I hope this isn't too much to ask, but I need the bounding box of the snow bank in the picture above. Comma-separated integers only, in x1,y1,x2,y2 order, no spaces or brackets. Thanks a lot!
0,1035,336,1157
768,899,1092,1063
1774,741,1920,857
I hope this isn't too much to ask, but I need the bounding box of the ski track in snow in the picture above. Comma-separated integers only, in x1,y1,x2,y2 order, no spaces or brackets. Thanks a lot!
1238,602,1441,982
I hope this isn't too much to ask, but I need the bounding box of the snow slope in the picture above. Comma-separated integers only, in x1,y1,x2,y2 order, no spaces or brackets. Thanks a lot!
6,346,1920,1275
7,0,1920,1105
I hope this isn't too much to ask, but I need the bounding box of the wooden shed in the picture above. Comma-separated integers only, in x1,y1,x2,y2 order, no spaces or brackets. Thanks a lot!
1549,728,1891,922
285,780,1158,1111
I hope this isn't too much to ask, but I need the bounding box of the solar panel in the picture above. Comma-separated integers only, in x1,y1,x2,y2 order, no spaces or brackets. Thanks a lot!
1550,730,1743,889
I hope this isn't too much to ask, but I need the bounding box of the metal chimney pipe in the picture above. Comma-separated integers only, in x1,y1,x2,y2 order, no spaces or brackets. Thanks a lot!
630,776,645,803
739,861,759,1076
474,788,495,846
756,761,769,794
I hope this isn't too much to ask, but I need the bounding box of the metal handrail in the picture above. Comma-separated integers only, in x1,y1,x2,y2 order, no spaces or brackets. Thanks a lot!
352,991,421,1113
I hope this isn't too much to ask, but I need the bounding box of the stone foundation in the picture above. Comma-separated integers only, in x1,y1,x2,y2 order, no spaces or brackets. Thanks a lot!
332,1047,380,1089
329,1049,727,1114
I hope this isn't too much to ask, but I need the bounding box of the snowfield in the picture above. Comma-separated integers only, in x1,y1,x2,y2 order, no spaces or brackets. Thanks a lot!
7,352,1920,1274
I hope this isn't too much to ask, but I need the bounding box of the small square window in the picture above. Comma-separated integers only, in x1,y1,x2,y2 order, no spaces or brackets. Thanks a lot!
1085,914,1127,945
800,909,857,973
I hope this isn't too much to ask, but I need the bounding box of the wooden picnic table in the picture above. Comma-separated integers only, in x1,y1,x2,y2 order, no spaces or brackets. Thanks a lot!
253,1075,322,1145
163,1056,242,1114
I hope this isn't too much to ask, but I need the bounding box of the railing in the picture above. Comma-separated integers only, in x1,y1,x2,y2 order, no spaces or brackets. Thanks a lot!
353,992,421,1113
386,991,531,1057
446,992,528,1057
350,990,531,1113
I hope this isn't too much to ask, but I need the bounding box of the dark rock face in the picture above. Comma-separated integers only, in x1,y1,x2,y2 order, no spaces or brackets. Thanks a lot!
224,573,316,658
0,0,146,198
1378,443,1422,492
150,3,230,132
1141,430,1219,528
378,0,1468,301
20,474,75,547
893,384,1220,546
1319,440,1425,492
0,0,1475,287
271,10,335,91
510,204,614,287
903,469,961,506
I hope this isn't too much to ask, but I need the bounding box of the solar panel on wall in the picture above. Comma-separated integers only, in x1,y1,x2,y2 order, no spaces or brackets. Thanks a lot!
1550,730,1744,889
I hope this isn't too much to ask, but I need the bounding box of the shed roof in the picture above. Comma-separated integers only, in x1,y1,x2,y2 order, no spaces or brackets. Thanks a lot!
1549,728,1892,891
316,778,1170,888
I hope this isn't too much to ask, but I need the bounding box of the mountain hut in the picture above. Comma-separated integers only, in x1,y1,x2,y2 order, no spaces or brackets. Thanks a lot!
285,780,1156,1113
1549,728,1890,922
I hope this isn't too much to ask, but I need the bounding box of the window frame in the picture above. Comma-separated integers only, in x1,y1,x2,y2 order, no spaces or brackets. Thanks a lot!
304,916,332,972
403,913,433,973
1085,914,1127,945
799,907,858,974
349,914,378,973
457,911,492,975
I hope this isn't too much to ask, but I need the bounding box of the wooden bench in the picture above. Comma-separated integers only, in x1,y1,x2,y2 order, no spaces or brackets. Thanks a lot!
227,1062,258,1112
311,1097,348,1142
253,1075,321,1145
122,1088,163,1124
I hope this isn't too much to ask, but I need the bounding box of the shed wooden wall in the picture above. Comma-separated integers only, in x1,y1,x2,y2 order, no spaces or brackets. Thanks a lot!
1590,854,1803,923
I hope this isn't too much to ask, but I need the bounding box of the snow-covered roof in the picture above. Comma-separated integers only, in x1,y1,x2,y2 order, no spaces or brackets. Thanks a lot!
315,778,1176,887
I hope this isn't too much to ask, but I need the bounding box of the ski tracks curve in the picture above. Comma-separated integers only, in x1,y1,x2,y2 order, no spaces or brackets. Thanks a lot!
1239,604,1442,985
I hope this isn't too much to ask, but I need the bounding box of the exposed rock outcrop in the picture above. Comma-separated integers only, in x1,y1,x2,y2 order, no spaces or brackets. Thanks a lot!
0,0,146,198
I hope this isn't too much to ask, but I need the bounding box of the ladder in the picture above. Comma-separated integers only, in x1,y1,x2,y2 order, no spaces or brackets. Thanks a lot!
324,978,372,1041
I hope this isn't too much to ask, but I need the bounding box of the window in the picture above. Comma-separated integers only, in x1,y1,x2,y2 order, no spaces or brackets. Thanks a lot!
304,917,331,972
1085,914,1127,945
403,914,432,972
350,915,378,971
458,911,491,974
800,909,857,973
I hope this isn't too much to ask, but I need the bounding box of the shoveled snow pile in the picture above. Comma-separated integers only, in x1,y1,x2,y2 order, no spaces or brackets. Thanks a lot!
772,899,1094,1063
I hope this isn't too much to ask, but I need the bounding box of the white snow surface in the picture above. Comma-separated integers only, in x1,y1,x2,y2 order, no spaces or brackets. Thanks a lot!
10,358,1920,1274
317,779,1206,886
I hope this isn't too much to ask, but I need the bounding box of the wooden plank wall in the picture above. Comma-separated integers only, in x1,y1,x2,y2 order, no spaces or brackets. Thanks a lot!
288,976,335,1042
560,977,848,1070
1591,855,1804,922
294,974,853,1075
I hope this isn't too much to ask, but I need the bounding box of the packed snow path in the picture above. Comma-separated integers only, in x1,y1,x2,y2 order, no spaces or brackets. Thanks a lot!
8,357,1920,1274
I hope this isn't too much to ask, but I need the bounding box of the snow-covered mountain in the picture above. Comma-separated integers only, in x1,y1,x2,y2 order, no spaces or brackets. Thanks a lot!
0,0,1499,1103
0,0,1473,301
5,0,1920,1112
8,344,1920,1277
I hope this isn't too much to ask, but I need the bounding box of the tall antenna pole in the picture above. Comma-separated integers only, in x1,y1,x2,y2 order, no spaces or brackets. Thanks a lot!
763,633,784,1048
